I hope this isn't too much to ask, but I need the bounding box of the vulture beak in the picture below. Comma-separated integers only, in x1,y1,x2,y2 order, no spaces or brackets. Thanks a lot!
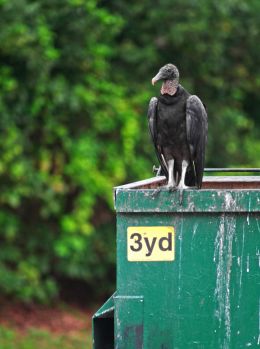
151,77,157,85
151,72,162,85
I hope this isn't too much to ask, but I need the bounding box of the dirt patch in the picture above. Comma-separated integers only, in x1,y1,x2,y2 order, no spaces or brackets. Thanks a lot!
0,301,93,335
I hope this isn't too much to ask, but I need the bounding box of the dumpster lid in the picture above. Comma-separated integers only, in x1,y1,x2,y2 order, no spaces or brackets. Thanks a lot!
114,176,260,213
115,176,260,190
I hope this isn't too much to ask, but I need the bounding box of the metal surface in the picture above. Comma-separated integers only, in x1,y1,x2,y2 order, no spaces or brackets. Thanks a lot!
93,176,260,348
204,168,260,173
115,176,260,190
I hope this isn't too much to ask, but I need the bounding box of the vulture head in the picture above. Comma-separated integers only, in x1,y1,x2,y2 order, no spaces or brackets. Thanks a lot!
152,64,179,85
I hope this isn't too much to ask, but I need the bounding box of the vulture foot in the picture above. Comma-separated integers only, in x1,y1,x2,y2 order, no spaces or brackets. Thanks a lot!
165,184,177,192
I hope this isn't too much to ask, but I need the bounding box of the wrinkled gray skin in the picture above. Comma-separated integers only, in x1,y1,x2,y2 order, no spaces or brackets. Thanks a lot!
148,63,208,190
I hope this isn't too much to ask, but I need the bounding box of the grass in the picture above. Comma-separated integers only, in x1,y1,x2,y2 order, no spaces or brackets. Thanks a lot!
0,325,92,349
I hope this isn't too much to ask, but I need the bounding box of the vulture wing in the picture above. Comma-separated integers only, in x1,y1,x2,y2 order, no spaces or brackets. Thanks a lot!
186,95,208,188
147,97,168,177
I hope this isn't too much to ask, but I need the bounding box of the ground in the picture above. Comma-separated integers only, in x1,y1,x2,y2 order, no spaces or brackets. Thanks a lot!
0,301,93,348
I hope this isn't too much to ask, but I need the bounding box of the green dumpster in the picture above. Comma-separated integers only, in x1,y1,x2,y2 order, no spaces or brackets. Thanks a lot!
93,175,260,349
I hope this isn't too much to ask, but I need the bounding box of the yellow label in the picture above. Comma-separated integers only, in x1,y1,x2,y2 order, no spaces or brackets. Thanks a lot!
127,226,175,262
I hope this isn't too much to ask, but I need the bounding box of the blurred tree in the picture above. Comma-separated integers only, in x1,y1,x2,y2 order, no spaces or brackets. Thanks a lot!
0,0,151,302
0,0,259,302
106,0,260,166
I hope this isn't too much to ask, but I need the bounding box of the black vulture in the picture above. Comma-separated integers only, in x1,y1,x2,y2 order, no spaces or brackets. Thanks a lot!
148,63,208,189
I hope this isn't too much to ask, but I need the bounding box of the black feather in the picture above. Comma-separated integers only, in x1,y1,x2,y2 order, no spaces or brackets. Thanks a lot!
148,85,208,189
147,97,168,177
186,95,208,188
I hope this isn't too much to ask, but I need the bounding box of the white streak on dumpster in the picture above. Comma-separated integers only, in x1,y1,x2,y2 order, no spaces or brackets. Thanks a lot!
256,219,260,234
191,222,199,251
214,214,225,325
214,193,236,349
256,221,260,268
178,215,184,309
238,224,245,304
257,298,260,345
224,192,233,210
247,197,251,225
192,222,198,239
257,250,260,268
224,215,235,347
246,254,250,273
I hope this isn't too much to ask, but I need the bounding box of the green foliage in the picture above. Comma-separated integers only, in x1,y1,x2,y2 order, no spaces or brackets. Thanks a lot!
0,0,147,302
107,0,260,167
0,0,259,302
